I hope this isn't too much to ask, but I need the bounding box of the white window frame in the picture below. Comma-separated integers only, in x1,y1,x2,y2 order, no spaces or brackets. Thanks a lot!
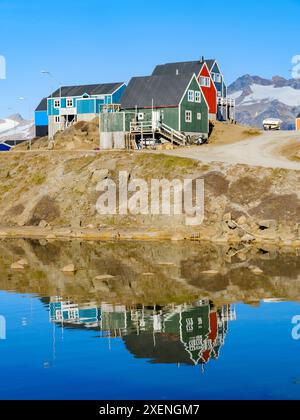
215,73,221,83
185,110,192,123
187,90,195,102
54,99,61,109
195,91,201,103
197,113,201,120
138,112,144,121
200,76,211,88
211,72,216,82
66,98,74,108
55,116,60,123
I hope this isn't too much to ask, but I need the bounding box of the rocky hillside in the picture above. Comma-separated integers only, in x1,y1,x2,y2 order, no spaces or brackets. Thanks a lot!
0,150,300,246
228,75,300,130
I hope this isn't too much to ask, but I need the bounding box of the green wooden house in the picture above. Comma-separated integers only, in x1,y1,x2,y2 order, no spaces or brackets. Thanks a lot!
120,73,209,143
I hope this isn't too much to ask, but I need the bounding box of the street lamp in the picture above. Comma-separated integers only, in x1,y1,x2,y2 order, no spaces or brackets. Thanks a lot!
41,70,62,99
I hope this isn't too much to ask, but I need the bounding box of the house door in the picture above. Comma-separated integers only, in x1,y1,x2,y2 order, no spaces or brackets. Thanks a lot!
152,110,161,130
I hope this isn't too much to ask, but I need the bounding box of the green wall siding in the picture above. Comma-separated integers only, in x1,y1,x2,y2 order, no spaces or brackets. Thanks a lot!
162,108,179,131
180,77,209,134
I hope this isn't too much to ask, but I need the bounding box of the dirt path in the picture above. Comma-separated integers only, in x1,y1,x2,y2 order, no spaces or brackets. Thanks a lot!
163,131,300,170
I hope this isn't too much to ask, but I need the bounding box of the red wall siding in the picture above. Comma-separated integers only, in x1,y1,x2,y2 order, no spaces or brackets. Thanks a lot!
198,65,217,116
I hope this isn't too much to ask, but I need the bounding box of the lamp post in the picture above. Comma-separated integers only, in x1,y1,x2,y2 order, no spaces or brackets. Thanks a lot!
41,70,62,99
41,71,63,141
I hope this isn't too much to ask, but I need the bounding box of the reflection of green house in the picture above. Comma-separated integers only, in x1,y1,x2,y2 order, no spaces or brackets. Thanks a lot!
163,305,210,365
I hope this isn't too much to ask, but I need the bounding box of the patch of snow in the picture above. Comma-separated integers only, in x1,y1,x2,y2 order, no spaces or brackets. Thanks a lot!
0,119,17,133
230,90,243,100
0,117,34,142
241,84,300,107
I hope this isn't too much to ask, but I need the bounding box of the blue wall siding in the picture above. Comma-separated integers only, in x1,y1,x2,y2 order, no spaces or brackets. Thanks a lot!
47,99,60,116
77,99,96,114
112,84,126,104
211,62,227,98
35,110,48,126
47,87,127,116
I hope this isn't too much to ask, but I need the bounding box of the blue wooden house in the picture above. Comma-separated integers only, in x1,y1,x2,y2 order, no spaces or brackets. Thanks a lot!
35,82,126,139
47,83,126,138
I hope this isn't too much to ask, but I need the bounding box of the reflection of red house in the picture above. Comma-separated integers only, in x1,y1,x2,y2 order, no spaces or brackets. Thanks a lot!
201,310,218,363
198,63,217,119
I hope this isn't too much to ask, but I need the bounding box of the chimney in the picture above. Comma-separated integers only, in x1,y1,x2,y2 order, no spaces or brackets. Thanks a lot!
201,56,204,63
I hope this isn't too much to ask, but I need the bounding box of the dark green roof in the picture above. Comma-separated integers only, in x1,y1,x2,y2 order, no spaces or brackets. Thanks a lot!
121,74,194,109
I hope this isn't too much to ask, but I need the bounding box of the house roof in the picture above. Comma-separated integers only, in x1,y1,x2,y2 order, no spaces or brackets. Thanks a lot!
152,59,216,77
35,97,48,112
50,82,124,98
297,113,300,119
121,74,194,109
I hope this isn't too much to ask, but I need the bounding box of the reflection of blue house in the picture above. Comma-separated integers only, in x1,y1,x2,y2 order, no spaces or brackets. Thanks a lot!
34,82,126,139
50,299,100,326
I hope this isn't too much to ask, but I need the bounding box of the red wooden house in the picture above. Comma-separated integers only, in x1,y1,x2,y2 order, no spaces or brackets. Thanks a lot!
153,59,226,121
198,62,217,119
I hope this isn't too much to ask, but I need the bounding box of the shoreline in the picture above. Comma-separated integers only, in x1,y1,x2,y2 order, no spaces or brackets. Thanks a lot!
1,226,300,248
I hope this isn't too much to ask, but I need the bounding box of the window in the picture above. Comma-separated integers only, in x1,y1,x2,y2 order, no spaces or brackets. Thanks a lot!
215,73,221,83
197,113,201,120
138,113,144,121
211,72,216,82
200,76,211,87
54,99,61,109
66,98,74,108
55,116,60,123
185,111,192,123
195,91,201,103
188,90,195,102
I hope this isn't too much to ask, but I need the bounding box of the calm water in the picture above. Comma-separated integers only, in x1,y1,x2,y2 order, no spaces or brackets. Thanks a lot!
1,239,300,400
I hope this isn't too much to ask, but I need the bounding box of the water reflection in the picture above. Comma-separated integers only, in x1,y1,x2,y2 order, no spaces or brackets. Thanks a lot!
1,240,300,399
49,298,236,366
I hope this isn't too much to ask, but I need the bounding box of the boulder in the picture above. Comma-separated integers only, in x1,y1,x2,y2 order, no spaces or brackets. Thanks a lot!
61,264,76,273
241,234,256,243
94,275,115,281
258,220,277,230
250,266,264,275
11,262,25,270
17,258,28,266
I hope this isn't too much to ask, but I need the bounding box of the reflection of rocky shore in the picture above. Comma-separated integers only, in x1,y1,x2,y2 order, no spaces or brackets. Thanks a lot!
1,239,300,305
49,298,236,367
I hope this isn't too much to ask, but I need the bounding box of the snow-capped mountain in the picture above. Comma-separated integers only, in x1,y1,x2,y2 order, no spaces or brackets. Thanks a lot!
228,75,300,129
0,114,34,143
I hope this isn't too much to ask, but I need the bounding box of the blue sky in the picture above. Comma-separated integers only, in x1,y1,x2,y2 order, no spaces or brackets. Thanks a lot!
0,0,299,118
